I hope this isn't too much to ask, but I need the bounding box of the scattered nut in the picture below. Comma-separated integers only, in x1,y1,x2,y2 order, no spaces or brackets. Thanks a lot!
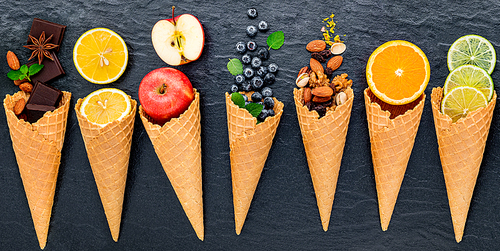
14,79,25,86
14,99,25,115
6,51,20,70
312,96,331,103
330,43,346,55
306,40,326,52
327,56,343,71
298,66,309,77
309,58,324,74
336,92,347,105
296,73,310,88
19,82,33,93
303,88,312,103
311,86,334,97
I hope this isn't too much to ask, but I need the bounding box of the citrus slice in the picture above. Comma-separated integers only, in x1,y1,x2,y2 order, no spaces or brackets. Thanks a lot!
447,34,496,75
80,88,131,126
443,64,494,101
73,28,128,84
366,40,430,105
441,86,488,123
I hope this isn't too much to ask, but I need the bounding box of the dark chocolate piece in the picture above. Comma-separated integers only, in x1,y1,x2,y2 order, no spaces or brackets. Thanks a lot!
27,51,65,83
25,104,55,123
27,81,63,107
27,18,66,52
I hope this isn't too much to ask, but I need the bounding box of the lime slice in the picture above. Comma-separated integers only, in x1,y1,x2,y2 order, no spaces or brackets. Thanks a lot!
447,34,496,74
443,64,493,101
80,88,131,126
441,86,488,123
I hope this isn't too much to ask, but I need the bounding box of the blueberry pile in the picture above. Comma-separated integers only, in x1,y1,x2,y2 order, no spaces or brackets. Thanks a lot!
230,8,279,122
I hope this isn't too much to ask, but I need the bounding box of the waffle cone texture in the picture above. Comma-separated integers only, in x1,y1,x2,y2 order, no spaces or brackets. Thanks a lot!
75,97,137,242
4,91,71,249
293,88,354,231
431,87,496,243
139,91,204,241
225,92,284,235
364,88,425,231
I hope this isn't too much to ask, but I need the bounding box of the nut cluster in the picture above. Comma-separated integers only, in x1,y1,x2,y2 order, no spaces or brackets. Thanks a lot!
6,51,34,120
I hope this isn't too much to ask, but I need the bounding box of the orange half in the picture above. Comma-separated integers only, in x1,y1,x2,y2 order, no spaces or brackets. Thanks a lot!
366,40,430,105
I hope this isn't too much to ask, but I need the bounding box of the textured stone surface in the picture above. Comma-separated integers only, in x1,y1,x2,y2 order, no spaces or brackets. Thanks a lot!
1,0,500,250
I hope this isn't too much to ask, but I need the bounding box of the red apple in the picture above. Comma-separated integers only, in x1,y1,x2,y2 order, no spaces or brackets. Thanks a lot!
151,6,205,66
139,67,194,125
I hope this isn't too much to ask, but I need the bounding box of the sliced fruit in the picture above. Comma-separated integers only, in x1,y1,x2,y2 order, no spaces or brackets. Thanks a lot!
441,86,488,123
447,34,496,74
73,28,128,84
80,88,131,126
366,40,430,105
443,64,494,101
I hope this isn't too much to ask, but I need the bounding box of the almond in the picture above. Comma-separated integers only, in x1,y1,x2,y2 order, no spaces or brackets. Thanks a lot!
14,79,25,86
298,66,309,77
310,58,324,74
311,86,334,97
312,96,331,103
327,56,343,71
6,51,20,70
19,82,33,93
14,99,25,115
303,88,312,103
306,40,326,52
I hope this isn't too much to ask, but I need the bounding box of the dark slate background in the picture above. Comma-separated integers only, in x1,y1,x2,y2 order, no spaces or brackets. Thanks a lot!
1,0,500,250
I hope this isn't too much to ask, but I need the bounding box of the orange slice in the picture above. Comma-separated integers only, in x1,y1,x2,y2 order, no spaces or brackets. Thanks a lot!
366,40,430,105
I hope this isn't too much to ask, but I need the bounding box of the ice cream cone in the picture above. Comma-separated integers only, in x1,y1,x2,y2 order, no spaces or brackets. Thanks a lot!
4,91,71,249
138,90,204,241
431,87,496,243
75,97,137,242
225,92,284,235
293,87,353,231
364,88,425,231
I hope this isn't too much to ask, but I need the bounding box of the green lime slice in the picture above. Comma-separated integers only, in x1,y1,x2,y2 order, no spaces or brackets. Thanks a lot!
447,34,496,74
443,64,494,101
441,86,488,123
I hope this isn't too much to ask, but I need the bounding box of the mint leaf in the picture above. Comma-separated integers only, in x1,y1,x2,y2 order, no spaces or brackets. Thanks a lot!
19,65,28,75
245,102,264,118
7,70,23,81
231,92,245,108
267,31,284,50
227,58,243,76
29,64,44,76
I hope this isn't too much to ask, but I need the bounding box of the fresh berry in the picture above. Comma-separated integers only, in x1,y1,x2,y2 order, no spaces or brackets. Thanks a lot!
268,63,278,73
246,25,258,37
257,109,269,122
256,66,268,77
247,8,258,18
242,54,252,64
230,84,239,93
242,93,248,102
243,67,254,78
257,101,264,106
263,96,274,108
267,108,275,117
261,87,273,97
251,91,263,102
251,57,262,68
257,47,269,60
251,76,264,89
258,21,269,31
264,73,275,84
241,82,253,92
236,42,246,54
247,41,257,51
235,74,245,84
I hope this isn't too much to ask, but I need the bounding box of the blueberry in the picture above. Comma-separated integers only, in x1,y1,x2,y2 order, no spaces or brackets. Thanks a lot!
251,57,262,68
230,84,239,93
241,54,252,64
257,101,264,106
242,93,248,102
258,21,269,31
264,73,275,84
251,91,263,102
268,63,279,73
251,76,264,89
243,67,254,78
247,8,258,18
235,74,245,84
246,25,258,37
256,66,268,77
257,47,269,60
257,109,269,122
263,96,275,109
247,41,257,51
241,82,253,92
261,87,273,97
267,108,275,117
245,101,251,106
236,42,246,54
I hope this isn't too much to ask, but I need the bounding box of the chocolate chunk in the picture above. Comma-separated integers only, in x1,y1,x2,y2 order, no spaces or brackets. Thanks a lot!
27,18,66,52
27,51,65,83
25,104,56,123
27,81,63,107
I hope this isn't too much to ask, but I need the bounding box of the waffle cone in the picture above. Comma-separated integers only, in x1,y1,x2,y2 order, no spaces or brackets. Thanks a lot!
75,97,137,242
138,91,203,241
293,88,354,231
225,92,284,235
431,87,496,243
4,91,71,249
364,88,425,231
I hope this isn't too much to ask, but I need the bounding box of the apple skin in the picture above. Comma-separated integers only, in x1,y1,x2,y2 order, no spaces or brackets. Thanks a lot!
139,67,194,125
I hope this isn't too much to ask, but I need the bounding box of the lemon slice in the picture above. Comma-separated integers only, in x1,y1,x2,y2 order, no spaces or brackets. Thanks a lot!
73,28,128,84
447,34,496,74
443,64,494,101
80,88,131,126
441,86,488,123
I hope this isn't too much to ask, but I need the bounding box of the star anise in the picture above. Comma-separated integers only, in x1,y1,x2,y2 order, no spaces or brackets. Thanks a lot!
23,31,59,65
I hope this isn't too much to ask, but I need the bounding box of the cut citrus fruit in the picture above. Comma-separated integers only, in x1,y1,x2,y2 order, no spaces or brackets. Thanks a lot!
441,86,488,123
447,34,496,75
366,40,430,105
443,64,494,101
80,88,131,126
73,28,128,84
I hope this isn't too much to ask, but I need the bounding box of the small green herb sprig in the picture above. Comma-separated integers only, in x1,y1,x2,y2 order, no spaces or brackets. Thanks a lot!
7,63,43,81
231,92,264,123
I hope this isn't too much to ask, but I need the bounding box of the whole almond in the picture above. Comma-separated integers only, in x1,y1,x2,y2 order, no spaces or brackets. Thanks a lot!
14,79,25,86
7,51,20,70
327,56,343,71
306,40,326,52
303,88,312,103
19,82,33,93
14,99,25,115
311,86,334,97
298,66,309,77
310,58,324,74
312,96,331,103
